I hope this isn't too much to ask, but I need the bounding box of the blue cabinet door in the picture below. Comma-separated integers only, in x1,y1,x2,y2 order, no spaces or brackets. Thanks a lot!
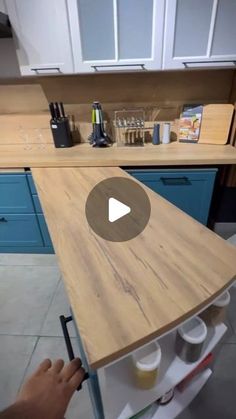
0,174,34,213
0,214,43,247
32,195,43,213
37,214,54,248
27,173,37,194
127,169,217,225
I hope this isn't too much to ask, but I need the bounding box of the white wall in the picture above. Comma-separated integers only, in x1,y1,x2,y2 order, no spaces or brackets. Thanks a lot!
0,0,6,13
0,0,21,78
0,39,21,78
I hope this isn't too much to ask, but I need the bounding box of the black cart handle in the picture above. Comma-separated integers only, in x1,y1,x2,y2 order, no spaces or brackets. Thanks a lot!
59,315,89,391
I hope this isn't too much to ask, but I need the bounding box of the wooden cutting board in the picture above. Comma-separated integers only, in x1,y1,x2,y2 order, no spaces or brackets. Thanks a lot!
199,104,234,144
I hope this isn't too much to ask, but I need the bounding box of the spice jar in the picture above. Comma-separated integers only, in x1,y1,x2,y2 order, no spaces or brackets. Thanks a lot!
175,316,207,363
132,342,162,389
200,291,231,326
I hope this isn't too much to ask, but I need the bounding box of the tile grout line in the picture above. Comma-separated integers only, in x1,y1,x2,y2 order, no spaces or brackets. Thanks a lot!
37,275,62,336
0,264,58,267
18,335,40,392
0,333,69,338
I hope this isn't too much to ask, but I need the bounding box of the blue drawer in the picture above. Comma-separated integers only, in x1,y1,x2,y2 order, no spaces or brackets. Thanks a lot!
27,173,37,194
37,214,53,248
0,214,43,247
0,174,34,213
32,195,43,213
128,169,217,225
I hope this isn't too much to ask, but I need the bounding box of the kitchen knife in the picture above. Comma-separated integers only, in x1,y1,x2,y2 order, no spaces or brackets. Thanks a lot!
59,102,66,118
54,102,61,120
49,102,56,120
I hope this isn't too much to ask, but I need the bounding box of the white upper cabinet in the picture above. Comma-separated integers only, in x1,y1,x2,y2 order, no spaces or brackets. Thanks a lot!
67,0,165,73
5,0,235,75
6,0,74,75
163,0,236,69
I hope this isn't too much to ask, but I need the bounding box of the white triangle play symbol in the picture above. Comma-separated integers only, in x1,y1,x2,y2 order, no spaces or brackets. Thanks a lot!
108,197,131,223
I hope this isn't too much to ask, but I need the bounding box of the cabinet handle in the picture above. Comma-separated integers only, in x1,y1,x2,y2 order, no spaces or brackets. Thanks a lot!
0,217,7,223
160,177,191,186
31,67,61,74
91,64,146,71
59,315,89,391
182,60,236,68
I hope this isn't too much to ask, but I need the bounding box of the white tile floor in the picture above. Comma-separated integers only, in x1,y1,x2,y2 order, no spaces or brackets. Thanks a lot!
0,254,93,418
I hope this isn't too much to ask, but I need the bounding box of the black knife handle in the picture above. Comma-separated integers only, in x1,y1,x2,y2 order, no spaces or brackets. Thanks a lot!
59,315,89,391
54,102,61,120
59,102,66,118
49,102,56,120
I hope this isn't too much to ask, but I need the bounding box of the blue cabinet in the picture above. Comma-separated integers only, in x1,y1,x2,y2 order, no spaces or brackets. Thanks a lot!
27,174,37,194
127,169,217,225
32,195,43,213
0,214,43,247
37,214,53,247
0,175,34,213
0,172,54,254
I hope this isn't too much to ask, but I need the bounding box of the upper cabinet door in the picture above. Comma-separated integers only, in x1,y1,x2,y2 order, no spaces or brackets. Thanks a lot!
6,0,74,75
68,0,165,73
163,0,236,69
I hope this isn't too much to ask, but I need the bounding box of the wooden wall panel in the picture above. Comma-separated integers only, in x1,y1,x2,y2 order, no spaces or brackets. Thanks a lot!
0,69,235,148
0,114,53,145
39,69,234,105
0,84,48,114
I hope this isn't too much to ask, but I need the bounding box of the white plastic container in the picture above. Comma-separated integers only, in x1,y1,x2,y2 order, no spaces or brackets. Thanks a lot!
132,342,162,389
162,123,171,144
175,316,207,363
200,291,231,326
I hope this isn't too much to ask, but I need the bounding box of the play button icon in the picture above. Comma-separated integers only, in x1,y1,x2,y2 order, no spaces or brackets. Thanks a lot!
85,177,151,242
108,198,131,222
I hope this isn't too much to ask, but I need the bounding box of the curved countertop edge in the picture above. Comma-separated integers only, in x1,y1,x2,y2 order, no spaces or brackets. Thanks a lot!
32,167,236,370
91,278,236,370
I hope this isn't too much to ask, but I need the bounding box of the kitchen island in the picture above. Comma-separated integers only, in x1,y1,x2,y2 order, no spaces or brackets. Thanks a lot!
32,166,236,369
31,165,236,419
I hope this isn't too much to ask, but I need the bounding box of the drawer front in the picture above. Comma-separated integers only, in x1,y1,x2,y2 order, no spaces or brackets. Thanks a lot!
128,169,217,225
0,175,34,213
27,173,37,194
32,195,43,213
37,214,53,248
0,214,43,247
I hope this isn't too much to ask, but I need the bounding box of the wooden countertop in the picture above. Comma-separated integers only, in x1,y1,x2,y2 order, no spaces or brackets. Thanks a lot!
32,167,236,370
0,143,236,168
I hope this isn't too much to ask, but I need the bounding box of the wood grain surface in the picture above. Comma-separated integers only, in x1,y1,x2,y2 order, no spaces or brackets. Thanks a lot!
1,143,236,168
0,84,48,114
32,167,236,369
199,104,234,144
0,114,53,145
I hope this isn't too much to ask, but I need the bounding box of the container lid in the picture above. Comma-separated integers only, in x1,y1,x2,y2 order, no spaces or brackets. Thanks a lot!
132,342,162,372
177,316,207,345
213,291,231,308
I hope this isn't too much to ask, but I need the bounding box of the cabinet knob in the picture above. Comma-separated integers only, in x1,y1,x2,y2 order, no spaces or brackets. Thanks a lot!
0,217,7,223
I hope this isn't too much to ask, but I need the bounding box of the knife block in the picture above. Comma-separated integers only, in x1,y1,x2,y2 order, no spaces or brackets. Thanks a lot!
50,118,73,148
